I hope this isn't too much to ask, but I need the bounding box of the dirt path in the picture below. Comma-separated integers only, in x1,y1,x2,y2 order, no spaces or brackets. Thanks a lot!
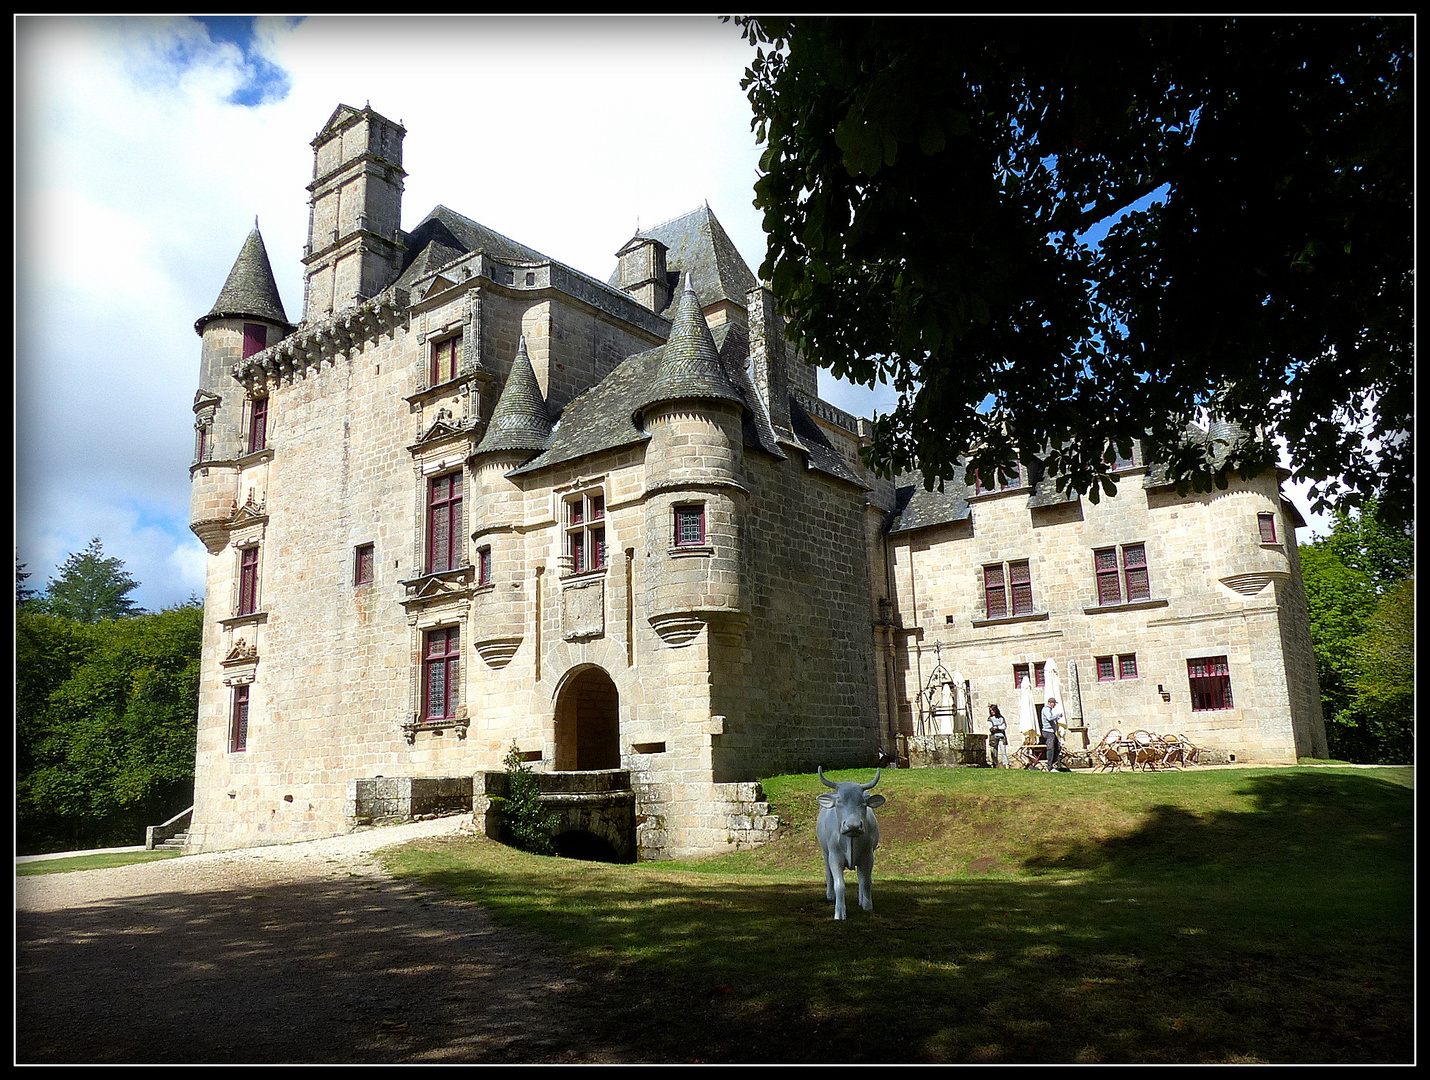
15,818,648,1064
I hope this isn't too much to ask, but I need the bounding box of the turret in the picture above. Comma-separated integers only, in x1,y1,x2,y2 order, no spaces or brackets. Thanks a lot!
469,338,552,668
302,103,406,321
636,277,749,646
191,225,292,549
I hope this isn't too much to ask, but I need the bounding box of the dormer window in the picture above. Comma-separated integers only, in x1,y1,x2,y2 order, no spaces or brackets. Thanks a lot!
974,464,1023,495
431,333,461,384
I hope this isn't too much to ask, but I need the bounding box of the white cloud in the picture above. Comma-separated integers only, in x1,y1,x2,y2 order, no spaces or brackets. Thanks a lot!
15,15,772,611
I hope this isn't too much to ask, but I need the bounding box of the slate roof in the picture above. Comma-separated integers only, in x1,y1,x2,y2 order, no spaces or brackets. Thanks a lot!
472,337,552,456
887,472,974,535
196,227,291,333
394,206,550,291
608,205,758,316
636,279,746,417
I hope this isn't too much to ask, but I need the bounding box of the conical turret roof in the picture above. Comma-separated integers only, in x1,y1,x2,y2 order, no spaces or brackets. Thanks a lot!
473,337,553,456
195,226,291,333
636,275,745,419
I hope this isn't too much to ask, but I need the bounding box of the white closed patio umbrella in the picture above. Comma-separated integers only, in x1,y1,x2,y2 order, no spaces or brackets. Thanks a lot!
1019,674,1038,736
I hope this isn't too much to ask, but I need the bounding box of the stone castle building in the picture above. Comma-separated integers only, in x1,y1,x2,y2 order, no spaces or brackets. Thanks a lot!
186,104,1326,856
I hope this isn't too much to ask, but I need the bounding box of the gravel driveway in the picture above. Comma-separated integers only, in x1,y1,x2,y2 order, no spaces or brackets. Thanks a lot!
15,817,646,1064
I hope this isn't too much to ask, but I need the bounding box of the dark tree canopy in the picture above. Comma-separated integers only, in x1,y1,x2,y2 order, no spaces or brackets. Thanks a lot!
37,537,143,622
735,16,1412,523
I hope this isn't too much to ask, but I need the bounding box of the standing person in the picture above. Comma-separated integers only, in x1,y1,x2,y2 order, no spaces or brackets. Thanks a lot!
1041,696,1069,771
986,704,1008,768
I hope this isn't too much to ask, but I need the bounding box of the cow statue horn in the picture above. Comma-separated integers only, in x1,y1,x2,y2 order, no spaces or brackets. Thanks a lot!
861,769,882,790
818,765,839,788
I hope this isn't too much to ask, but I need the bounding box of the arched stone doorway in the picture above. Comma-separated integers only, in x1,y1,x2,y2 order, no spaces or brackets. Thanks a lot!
554,665,620,771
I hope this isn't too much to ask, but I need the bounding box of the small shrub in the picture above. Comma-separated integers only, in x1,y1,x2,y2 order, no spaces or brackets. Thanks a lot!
495,742,558,855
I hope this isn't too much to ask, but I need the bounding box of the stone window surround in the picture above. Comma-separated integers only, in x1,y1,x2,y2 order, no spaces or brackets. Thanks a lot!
1092,542,1151,607
247,393,270,455
229,683,250,754
981,559,1034,620
354,542,376,587
563,488,608,576
1096,653,1140,681
1187,654,1234,712
672,502,706,550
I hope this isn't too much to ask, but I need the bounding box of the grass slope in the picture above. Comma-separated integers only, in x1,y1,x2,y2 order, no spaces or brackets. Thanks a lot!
388,766,1412,1064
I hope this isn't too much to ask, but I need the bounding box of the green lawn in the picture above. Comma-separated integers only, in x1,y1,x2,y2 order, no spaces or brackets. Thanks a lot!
387,765,1412,1064
16,850,182,876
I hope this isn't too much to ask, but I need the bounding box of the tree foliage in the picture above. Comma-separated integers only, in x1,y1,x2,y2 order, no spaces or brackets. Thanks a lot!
734,16,1412,523
16,601,203,853
34,536,143,622
1298,503,1413,764
495,742,558,856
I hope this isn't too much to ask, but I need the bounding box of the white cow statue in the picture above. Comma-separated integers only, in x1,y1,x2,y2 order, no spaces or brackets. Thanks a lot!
816,766,886,920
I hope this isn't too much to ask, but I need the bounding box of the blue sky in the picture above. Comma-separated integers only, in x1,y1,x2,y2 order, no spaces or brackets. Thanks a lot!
16,15,904,612
13,15,1328,613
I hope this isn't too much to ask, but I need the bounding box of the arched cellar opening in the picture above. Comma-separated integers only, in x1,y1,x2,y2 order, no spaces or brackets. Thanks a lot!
554,665,620,771
554,830,626,863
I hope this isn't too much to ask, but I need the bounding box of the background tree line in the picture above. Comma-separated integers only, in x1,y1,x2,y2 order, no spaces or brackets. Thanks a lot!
16,539,202,854
1298,505,1414,764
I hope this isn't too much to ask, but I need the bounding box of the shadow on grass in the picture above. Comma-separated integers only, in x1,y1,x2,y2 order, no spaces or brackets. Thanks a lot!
400,770,1412,1064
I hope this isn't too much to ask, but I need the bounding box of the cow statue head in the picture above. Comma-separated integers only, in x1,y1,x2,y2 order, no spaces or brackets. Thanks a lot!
816,766,887,919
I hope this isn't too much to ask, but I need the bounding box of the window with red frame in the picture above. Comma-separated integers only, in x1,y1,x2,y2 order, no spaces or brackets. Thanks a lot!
1096,654,1138,681
237,546,259,615
229,684,249,752
1188,655,1233,711
242,323,267,359
674,503,705,547
195,422,208,463
423,626,461,721
354,543,375,586
427,473,463,573
985,561,1033,619
974,463,1022,495
984,565,1008,619
566,491,607,572
477,545,492,587
248,397,268,454
431,334,460,385
1094,543,1150,605
1258,512,1279,544
1013,661,1046,689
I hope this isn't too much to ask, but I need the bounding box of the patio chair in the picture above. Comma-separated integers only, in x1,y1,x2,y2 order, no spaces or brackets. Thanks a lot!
1092,729,1126,772
1177,734,1203,767
1129,730,1162,771
1159,733,1185,769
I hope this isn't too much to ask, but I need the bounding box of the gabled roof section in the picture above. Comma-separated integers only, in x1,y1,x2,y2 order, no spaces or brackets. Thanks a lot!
608,204,757,316
473,337,553,457
196,227,291,334
314,102,404,143
395,205,551,291
634,277,745,419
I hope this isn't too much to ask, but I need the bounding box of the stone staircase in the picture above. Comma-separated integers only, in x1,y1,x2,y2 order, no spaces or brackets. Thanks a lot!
146,807,193,852
155,829,190,851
